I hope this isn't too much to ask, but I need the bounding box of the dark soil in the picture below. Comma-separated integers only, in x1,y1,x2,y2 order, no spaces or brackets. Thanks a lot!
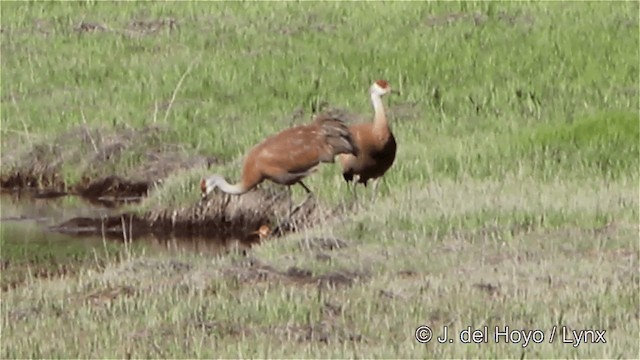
223,255,369,289
0,124,219,198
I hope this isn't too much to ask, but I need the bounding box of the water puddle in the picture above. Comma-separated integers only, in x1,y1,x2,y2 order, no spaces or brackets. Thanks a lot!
0,191,261,291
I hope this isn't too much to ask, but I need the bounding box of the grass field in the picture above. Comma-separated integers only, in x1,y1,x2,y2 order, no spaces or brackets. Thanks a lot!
1,1,639,358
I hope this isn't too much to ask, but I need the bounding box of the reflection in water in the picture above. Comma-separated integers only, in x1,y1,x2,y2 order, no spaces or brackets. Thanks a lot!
0,190,117,226
0,190,264,290
0,191,127,290
0,190,259,255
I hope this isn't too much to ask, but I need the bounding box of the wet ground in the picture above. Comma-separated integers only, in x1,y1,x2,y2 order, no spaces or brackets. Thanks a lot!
0,190,262,291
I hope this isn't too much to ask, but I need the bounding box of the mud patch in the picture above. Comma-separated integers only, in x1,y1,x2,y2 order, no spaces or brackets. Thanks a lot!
0,124,219,198
77,175,150,199
74,21,108,33
424,10,534,28
298,236,349,251
223,257,369,289
472,282,501,297
80,285,138,306
127,18,178,35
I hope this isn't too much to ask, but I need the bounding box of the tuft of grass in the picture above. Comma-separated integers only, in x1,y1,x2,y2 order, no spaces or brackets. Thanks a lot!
428,111,640,181
511,111,639,179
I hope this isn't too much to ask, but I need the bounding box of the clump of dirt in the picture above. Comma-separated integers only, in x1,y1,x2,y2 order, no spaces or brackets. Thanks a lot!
472,282,501,297
0,124,219,199
222,255,369,289
225,261,368,289
74,21,109,33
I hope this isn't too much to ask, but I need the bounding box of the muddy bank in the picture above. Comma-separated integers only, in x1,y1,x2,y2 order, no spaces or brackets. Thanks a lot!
0,124,220,199
50,185,338,243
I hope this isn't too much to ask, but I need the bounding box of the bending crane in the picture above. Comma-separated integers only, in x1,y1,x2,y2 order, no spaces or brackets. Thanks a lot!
201,113,359,219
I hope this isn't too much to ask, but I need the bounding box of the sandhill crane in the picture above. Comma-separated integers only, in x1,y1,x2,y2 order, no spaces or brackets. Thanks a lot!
201,113,358,222
337,79,398,203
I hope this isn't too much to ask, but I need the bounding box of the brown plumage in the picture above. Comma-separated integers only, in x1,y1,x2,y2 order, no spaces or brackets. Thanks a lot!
201,113,358,213
338,79,397,199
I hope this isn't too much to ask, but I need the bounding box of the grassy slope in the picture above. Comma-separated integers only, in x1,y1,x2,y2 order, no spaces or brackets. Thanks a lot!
1,1,639,358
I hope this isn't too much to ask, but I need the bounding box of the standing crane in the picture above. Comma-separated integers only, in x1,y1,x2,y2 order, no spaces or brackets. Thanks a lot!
337,79,398,203
201,113,359,223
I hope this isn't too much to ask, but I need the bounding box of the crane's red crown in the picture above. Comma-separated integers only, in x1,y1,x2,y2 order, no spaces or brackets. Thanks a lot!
375,79,390,89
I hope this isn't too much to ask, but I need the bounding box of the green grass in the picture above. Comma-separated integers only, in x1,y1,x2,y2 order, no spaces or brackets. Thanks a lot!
1,1,639,358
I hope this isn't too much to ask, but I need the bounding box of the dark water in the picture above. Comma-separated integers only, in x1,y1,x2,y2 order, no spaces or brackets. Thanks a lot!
0,191,237,290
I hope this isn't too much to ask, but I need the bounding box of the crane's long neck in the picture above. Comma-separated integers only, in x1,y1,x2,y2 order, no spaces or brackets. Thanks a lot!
371,92,388,131
204,175,248,195
217,180,246,195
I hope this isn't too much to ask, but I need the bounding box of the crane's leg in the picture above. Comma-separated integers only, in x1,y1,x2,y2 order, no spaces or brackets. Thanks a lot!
351,182,360,210
351,180,358,203
289,180,313,217
287,186,293,218
273,181,314,236
370,178,381,203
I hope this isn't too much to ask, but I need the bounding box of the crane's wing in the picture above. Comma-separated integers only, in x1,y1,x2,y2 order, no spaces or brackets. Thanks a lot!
253,116,358,175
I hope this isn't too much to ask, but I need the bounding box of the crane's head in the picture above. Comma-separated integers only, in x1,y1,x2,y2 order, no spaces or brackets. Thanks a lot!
370,79,395,97
200,174,245,200
200,175,223,199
